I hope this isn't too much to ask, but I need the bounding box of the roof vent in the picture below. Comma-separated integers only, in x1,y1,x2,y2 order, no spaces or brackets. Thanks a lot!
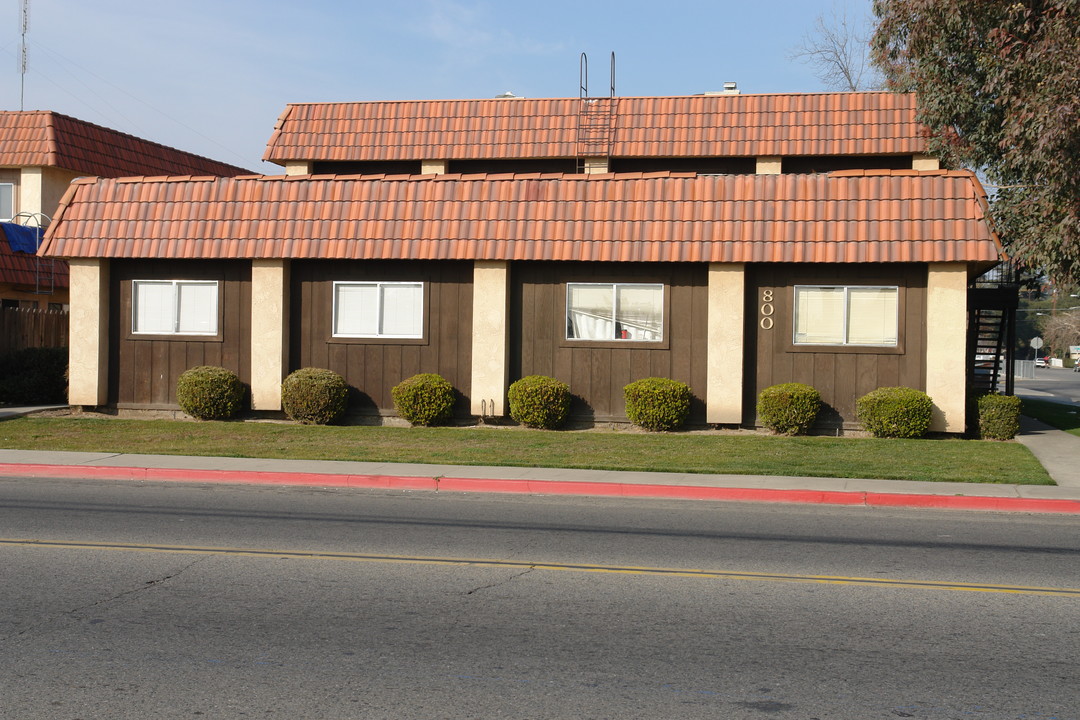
494,91,522,99
702,82,740,96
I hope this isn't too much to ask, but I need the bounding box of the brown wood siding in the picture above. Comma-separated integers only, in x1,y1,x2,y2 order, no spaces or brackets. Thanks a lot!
511,262,709,423
744,263,927,428
289,260,473,416
109,260,251,408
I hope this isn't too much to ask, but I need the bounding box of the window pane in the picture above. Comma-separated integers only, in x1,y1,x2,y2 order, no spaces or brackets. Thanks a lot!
133,282,176,333
0,184,12,219
567,284,615,340
177,282,218,334
380,283,423,337
847,287,897,345
615,284,663,340
334,284,379,336
794,287,845,344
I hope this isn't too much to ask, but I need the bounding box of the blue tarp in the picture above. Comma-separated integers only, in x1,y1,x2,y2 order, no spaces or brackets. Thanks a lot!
0,222,43,253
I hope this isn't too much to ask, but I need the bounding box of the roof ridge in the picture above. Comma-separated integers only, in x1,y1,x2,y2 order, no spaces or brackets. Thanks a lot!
42,112,60,167
282,90,912,108
82,169,986,188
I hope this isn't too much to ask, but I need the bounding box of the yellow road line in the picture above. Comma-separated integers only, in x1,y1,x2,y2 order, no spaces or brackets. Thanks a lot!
3,538,1078,597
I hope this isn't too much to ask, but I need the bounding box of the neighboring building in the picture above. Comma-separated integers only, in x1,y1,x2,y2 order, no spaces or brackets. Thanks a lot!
42,92,1008,433
0,110,252,309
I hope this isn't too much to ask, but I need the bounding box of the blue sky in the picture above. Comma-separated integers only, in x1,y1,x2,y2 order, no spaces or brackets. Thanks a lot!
1,0,874,172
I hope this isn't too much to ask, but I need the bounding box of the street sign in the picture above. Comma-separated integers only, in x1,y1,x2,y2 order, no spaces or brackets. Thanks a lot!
1031,337,1044,350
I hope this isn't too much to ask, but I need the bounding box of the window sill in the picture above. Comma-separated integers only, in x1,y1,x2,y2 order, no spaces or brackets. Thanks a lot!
787,343,904,355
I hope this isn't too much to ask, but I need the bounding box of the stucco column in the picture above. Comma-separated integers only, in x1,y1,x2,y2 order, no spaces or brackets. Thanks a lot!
283,161,312,176
421,159,448,175
470,260,510,416
19,167,43,216
707,263,746,424
582,157,609,174
250,259,290,411
67,259,109,407
926,263,968,433
912,154,940,171
755,157,782,174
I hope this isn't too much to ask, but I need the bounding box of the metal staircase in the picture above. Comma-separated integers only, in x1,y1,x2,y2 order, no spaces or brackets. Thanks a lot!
967,285,1018,397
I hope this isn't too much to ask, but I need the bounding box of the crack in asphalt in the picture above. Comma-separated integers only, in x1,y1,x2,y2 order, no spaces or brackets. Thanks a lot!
4,556,207,642
465,566,535,595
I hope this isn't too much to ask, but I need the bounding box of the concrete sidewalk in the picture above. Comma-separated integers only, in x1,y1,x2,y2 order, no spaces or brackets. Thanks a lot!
0,446,1077,514
0,404,1078,514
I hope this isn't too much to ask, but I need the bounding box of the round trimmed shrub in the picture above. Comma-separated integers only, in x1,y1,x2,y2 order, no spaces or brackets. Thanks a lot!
977,393,1022,440
391,373,456,426
623,377,692,431
508,375,571,429
281,367,349,425
176,365,244,420
855,386,933,439
757,382,821,435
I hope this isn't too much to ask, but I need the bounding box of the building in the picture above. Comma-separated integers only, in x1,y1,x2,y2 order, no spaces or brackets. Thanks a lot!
0,110,252,309
41,92,1007,432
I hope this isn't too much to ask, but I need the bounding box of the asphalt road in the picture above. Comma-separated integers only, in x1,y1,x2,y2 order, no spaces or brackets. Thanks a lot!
1,477,1078,719
1017,369,1080,404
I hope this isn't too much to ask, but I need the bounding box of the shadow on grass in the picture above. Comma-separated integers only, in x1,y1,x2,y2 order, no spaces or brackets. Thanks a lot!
1022,398,1080,436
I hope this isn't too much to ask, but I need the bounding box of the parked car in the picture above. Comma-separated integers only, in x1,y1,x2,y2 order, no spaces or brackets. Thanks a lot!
1035,356,1049,368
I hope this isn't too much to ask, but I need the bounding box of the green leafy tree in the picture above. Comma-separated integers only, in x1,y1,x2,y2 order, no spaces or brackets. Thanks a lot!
871,1,1080,284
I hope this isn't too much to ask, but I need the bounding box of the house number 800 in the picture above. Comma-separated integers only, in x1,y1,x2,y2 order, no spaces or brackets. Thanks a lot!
760,290,774,329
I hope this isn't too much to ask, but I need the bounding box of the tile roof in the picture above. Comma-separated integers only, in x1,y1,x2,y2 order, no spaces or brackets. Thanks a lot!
0,111,252,177
0,225,68,288
40,170,1000,265
264,92,927,163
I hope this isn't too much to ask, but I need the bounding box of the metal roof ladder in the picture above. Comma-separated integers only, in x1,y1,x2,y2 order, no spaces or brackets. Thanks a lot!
576,52,618,173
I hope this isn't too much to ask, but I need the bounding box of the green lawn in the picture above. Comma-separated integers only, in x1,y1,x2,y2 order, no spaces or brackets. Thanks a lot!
0,415,1053,485
1022,398,1080,437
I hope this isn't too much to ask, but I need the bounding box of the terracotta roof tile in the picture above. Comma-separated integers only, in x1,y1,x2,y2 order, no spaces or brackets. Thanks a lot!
263,92,926,163
41,171,999,265
0,111,252,177
0,225,69,288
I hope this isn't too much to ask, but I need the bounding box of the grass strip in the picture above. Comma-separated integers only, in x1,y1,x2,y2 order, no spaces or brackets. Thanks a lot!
0,416,1053,485
1021,398,1080,438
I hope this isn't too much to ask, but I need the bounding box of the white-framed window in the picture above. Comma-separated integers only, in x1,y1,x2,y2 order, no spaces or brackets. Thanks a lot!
794,285,899,346
0,183,13,221
566,282,664,341
132,280,219,335
333,281,424,338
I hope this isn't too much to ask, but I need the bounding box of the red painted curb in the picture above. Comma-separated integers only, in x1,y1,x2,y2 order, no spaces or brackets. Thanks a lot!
0,463,436,491
439,476,1080,513
438,477,869,505
1,463,1078,513
862,491,1080,514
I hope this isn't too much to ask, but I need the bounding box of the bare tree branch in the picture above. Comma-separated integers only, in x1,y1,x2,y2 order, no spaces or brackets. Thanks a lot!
1038,309,1080,357
791,6,883,91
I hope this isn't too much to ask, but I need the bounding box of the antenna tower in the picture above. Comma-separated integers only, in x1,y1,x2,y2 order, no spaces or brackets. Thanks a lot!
19,0,30,110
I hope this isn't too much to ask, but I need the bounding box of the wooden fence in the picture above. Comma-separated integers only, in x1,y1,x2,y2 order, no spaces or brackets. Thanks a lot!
0,307,69,353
